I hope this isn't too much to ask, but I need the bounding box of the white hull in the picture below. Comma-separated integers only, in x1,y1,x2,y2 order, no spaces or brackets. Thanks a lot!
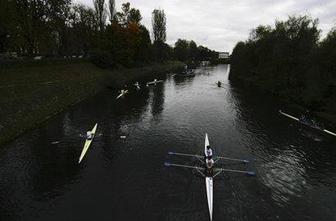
204,133,213,221
279,110,336,137
146,80,163,85
324,129,336,137
78,123,98,164
134,83,140,90
116,90,128,99
204,133,209,156
205,177,213,221
279,110,299,121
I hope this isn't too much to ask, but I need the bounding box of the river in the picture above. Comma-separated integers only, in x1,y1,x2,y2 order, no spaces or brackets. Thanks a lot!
0,64,335,221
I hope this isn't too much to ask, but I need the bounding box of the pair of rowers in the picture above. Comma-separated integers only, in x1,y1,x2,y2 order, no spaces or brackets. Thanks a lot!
205,145,214,176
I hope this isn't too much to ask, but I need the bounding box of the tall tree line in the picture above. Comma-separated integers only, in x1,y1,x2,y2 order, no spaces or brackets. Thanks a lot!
0,0,219,67
174,39,218,64
230,15,336,114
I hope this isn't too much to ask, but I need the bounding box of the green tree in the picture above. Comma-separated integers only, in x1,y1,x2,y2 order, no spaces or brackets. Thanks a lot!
15,0,47,56
114,2,142,27
0,0,16,53
188,40,198,61
152,9,166,43
46,0,72,55
69,4,97,56
108,0,115,23
174,39,189,61
230,15,328,110
94,0,107,31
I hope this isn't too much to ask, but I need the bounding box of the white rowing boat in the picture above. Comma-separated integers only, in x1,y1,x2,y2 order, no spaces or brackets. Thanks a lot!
116,90,128,99
165,133,255,221
146,79,163,86
204,133,213,221
279,110,336,137
78,123,98,164
279,110,299,121
134,82,141,90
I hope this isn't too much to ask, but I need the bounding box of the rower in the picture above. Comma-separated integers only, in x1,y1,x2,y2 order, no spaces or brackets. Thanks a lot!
205,145,213,159
300,109,310,122
217,81,222,87
206,157,214,176
86,131,93,140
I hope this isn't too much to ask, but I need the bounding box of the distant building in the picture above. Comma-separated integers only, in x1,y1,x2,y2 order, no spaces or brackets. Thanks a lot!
218,52,229,59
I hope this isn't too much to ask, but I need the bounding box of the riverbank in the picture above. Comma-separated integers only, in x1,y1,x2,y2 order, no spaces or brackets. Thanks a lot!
229,77,336,130
0,60,184,146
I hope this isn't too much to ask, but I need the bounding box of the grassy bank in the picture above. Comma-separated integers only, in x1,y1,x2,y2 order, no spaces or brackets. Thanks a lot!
0,60,184,146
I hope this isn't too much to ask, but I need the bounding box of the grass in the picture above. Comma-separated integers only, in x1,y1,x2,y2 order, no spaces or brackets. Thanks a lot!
0,59,184,146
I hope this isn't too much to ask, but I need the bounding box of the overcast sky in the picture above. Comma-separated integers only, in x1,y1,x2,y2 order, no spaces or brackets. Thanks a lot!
75,0,336,52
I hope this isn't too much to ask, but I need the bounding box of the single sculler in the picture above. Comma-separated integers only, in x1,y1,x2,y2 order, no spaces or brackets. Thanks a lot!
78,123,98,164
279,110,336,137
146,79,163,87
116,89,128,99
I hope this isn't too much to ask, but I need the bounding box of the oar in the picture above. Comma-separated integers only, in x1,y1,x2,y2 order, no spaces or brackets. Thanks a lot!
324,129,336,137
168,152,249,163
196,168,206,177
164,162,203,170
216,156,249,163
216,168,256,176
168,152,201,158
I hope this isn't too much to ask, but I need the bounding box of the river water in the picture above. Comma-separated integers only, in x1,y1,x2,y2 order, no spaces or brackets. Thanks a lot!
0,65,335,221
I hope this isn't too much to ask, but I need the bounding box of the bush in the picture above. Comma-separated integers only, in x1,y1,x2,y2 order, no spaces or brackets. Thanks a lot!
90,50,116,68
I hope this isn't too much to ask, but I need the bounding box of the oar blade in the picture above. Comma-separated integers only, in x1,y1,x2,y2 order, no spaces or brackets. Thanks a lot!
246,171,256,176
164,162,172,167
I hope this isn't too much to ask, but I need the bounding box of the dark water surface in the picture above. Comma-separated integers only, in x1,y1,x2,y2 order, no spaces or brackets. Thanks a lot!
0,65,335,221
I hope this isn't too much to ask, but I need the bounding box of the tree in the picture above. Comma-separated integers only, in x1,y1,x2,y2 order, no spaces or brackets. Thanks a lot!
152,9,166,43
93,0,107,31
46,0,72,55
108,0,115,23
114,2,142,27
188,40,198,61
69,4,97,56
230,15,328,110
128,8,142,24
0,0,16,53
174,39,188,61
15,0,48,56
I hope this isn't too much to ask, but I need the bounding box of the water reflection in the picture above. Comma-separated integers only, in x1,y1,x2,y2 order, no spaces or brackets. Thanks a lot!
229,79,336,216
262,149,308,206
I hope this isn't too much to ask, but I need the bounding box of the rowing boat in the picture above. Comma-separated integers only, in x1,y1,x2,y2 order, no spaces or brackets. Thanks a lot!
204,133,213,221
134,82,141,90
279,110,336,137
146,79,163,86
165,133,255,221
78,123,98,164
116,90,128,99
